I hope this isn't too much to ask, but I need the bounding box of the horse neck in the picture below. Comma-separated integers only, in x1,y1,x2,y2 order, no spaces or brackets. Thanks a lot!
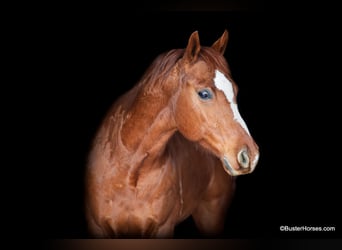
119,77,178,159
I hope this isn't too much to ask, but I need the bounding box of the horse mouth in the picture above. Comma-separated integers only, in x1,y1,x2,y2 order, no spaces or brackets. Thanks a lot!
222,157,251,176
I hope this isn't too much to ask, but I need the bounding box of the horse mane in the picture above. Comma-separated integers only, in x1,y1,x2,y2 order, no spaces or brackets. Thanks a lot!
137,49,184,94
137,47,230,95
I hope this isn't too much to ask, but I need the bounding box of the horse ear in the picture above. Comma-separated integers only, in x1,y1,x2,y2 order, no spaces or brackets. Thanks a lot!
211,29,229,55
183,31,201,63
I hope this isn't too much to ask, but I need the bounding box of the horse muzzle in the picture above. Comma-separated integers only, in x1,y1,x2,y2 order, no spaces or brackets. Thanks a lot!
222,148,259,176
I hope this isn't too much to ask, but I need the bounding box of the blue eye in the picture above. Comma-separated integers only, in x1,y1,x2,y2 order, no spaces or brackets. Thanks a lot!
198,89,213,100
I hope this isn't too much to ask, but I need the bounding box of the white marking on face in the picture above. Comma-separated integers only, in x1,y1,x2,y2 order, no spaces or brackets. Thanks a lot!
251,152,259,171
214,70,250,135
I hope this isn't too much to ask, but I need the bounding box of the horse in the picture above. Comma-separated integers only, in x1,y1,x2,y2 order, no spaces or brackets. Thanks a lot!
85,30,259,238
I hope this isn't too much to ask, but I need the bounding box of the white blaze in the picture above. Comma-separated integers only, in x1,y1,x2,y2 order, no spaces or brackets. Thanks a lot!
214,70,250,135
251,152,259,171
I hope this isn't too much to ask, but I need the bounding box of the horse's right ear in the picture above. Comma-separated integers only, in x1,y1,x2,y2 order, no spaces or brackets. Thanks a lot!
183,31,201,63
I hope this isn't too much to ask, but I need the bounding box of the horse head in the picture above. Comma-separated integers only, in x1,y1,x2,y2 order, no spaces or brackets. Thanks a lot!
173,30,259,176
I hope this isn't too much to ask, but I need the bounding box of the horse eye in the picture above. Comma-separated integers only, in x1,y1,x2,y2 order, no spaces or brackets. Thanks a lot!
198,89,213,100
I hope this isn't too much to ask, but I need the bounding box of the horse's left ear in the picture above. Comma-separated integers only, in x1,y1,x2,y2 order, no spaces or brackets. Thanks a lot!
212,29,229,55
183,30,201,63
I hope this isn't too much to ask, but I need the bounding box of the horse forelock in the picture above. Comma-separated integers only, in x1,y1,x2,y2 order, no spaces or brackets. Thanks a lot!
197,47,230,76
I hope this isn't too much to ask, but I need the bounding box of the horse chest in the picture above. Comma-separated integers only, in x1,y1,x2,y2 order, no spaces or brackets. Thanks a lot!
101,168,182,235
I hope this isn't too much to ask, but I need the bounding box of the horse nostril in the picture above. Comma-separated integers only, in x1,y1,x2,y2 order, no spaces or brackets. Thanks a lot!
237,148,250,169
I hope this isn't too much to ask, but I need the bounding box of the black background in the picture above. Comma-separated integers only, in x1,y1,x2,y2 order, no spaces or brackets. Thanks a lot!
15,1,341,242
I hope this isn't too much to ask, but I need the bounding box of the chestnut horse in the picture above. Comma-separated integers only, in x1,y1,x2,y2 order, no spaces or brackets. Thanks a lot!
85,30,259,238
